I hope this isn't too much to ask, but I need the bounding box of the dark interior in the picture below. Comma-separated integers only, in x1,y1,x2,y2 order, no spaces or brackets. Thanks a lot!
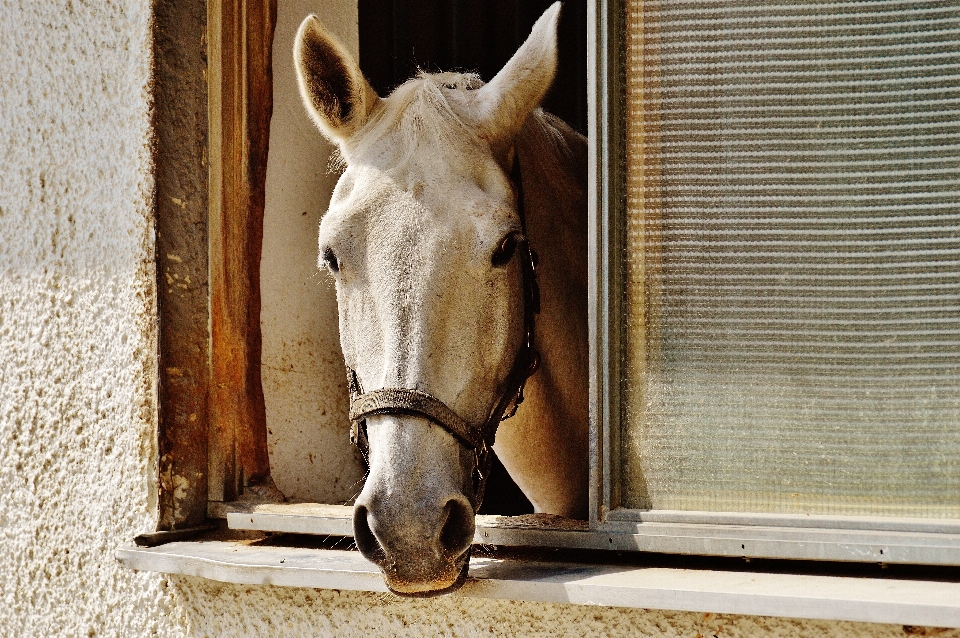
359,0,587,135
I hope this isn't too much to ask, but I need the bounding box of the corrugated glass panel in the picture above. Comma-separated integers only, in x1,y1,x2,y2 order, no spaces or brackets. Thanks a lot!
622,0,960,516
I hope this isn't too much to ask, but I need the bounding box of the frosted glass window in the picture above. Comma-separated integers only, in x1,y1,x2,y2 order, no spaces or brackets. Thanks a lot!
623,0,960,516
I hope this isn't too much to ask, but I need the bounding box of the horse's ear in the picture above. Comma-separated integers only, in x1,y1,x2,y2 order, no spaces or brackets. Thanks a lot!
294,15,380,144
476,2,560,151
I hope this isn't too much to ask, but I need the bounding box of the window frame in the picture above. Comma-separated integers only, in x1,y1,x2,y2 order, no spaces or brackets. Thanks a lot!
588,0,627,529
205,0,276,506
154,0,276,529
153,0,212,530
586,0,960,566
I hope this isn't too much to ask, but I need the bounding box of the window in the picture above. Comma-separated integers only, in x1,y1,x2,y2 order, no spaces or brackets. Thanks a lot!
150,0,960,570
620,0,960,519
595,0,960,562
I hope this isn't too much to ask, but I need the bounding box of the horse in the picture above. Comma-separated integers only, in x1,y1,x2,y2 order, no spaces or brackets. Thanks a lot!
293,2,587,595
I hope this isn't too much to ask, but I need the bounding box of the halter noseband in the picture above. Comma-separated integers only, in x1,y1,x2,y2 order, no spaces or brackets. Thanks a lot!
345,160,540,511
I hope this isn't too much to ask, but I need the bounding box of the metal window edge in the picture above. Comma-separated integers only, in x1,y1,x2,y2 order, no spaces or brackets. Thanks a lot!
219,504,960,566
606,509,960,534
116,540,960,628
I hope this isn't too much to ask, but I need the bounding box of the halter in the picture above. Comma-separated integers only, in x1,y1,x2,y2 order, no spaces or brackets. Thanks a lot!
345,160,541,511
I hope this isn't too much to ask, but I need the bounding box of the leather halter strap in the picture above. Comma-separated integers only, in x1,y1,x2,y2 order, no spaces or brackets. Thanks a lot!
346,159,540,510
349,387,482,450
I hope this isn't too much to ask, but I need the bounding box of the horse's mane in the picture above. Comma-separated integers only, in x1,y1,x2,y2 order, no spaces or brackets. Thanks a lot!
345,72,484,169
342,71,587,235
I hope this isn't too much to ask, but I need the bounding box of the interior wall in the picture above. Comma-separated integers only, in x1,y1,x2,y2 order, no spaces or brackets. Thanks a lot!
260,0,365,503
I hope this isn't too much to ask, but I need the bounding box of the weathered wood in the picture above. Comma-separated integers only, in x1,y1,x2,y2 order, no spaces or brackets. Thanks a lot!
207,0,278,502
134,525,218,547
216,502,590,536
153,0,211,529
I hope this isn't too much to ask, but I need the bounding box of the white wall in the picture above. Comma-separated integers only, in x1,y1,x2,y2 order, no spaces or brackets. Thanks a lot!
260,0,365,505
0,1,944,636
0,2,164,635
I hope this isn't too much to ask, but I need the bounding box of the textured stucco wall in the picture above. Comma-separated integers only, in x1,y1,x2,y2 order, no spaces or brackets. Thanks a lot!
0,1,954,636
167,579,960,638
0,1,169,635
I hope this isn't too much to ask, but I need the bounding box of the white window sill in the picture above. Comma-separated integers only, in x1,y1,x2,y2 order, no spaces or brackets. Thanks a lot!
117,539,960,628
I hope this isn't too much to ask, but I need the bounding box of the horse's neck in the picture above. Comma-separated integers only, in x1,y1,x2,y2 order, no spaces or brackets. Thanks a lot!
517,111,588,364
494,111,590,518
516,111,588,309
517,111,588,239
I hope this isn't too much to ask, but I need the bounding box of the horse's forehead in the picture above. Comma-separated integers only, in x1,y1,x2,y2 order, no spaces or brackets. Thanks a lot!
354,136,500,188
328,160,516,239
391,158,510,212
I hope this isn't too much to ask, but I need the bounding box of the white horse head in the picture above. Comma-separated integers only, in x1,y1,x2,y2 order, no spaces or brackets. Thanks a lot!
295,2,587,595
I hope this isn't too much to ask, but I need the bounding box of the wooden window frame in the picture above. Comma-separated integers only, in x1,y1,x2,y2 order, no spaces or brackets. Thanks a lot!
154,0,277,530
205,0,277,506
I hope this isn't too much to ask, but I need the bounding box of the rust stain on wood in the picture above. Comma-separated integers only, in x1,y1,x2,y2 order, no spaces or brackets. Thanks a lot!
154,0,278,530
208,0,278,502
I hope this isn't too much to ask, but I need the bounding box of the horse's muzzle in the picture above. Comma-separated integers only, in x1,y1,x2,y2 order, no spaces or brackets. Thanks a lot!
353,494,475,595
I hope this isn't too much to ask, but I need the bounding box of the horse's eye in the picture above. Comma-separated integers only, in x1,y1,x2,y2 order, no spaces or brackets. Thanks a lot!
322,247,340,274
491,234,518,267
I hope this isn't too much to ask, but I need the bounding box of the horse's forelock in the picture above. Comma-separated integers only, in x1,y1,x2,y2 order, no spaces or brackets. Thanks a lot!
345,72,487,167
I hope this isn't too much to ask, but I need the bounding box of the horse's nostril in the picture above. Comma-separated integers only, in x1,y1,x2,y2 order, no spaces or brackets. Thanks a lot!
353,505,387,564
438,497,475,556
